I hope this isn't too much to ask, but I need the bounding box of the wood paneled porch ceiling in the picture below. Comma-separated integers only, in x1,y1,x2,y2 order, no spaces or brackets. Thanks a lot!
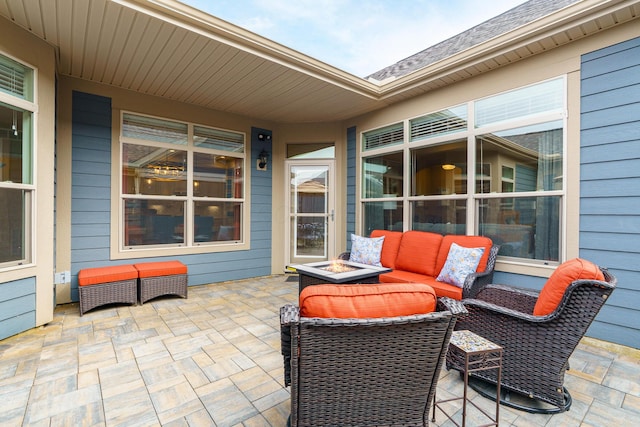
0,0,638,123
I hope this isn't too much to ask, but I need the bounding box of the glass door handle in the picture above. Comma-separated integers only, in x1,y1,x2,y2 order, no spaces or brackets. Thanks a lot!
330,209,335,222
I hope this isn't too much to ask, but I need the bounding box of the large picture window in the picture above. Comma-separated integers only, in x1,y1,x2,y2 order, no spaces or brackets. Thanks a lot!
0,54,34,268
361,77,565,264
120,112,245,250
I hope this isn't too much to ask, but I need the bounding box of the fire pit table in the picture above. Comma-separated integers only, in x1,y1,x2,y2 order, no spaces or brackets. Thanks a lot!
290,260,391,293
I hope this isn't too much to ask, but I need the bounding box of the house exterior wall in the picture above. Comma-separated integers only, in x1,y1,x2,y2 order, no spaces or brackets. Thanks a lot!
344,21,640,348
56,78,277,302
578,36,640,349
0,19,56,340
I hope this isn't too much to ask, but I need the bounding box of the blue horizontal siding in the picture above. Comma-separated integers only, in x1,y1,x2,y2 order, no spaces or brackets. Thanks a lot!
0,277,36,340
69,94,273,303
579,36,640,348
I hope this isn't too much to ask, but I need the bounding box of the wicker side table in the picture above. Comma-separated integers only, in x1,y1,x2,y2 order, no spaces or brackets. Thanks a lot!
433,330,503,427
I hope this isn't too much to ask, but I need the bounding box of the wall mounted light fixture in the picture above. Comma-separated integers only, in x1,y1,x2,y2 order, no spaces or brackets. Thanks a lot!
258,133,271,142
258,149,269,169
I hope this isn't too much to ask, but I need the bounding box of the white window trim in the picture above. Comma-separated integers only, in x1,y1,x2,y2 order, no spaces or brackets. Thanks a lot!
357,76,567,270
110,111,250,260
0,52,37,271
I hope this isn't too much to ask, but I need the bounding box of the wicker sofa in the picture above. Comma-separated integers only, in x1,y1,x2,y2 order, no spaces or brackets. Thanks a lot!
280,283,466,426
341,230,500,300
450,258,616,413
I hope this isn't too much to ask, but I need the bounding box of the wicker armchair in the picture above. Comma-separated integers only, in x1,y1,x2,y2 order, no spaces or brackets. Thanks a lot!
280,297,465,427
449,265,616,413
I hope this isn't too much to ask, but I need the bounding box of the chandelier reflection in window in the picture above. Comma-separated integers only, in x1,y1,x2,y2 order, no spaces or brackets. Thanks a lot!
145,150,185,178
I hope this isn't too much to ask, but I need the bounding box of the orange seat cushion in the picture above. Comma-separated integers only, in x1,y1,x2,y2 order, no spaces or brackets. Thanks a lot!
394,231,443,277
299,283,437,319
379,271,463,300
78,265,138,286
435,235,493,274
133,260,187,278
370,230,403,269
533,258,605,316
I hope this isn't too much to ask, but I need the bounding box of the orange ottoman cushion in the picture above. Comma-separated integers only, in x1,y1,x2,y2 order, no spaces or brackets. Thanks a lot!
78,265,138,286
299,283,437,318
533,258,604,316
134,261,187,278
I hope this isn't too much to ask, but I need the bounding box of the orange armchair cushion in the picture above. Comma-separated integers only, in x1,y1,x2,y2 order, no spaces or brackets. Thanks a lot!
299,283,437,319
533,258,604,316
370,230,403,269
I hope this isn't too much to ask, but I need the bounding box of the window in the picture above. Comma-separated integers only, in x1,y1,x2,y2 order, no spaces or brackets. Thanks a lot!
360,77,566,264
120,112,245,250
0,54,34,268
361,152,403,233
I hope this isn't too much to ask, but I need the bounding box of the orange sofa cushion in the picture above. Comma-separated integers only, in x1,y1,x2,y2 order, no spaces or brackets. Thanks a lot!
379,271,463,300
393,231,443,277
370,230,403,269
78,264,138,286
133,260,187,278
299,283,437,318
435,235,493,275
533,258,604,316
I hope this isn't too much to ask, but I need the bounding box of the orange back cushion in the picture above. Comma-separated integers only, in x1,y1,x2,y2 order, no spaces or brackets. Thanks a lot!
394,231,443,276
435,235,493,274
370,230,403,269
533,258,605,316
299,283,437,318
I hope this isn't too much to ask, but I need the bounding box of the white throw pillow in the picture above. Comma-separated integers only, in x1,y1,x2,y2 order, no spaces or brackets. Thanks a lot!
436,242,485,288
349,234,385,267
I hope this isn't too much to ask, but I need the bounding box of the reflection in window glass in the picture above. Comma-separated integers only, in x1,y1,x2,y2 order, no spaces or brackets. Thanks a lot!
292,217,326,257
362,152,403,199
194,126,244,152
411,200,466,235
477,196,559,261
122,144,187,196
363,201,404,235
475,78,563,127
476,121,563,193
0,104,32,184
194,201,241,242
194,153,243,198
410,104,467,142
122,113,188,145
0,188,28,263
411,140,467,196
123,199,185,246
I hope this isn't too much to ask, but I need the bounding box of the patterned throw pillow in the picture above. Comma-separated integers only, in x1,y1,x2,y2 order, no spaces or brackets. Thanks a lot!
349,234,385,267
436,242,485,288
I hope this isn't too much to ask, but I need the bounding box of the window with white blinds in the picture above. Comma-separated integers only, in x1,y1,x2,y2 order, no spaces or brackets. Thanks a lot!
410,105,467,141
0,55,33,101
363,123,404,151
0,53,34,269
475,78,564,128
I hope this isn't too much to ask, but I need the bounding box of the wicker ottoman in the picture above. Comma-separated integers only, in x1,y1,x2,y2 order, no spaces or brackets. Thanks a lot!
78,265,138,316
134,260,188,304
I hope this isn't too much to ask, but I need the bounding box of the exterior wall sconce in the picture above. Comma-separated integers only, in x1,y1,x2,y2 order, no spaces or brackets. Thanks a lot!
256,131,271,171
258,133,271,142
257,149,269,170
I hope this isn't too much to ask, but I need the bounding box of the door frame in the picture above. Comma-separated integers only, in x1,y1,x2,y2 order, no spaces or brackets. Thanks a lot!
284,159,336,266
